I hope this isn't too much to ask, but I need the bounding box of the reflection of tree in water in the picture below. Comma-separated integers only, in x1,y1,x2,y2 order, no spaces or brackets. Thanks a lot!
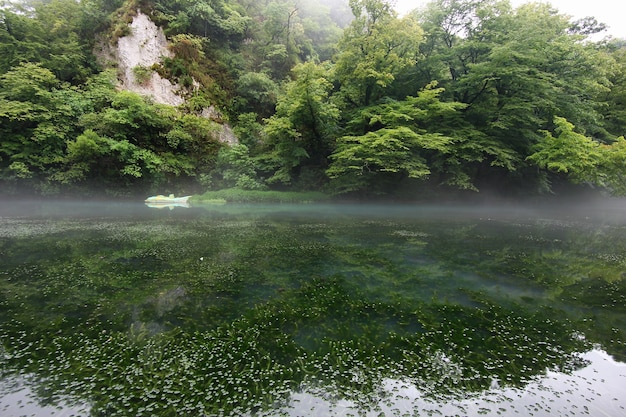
419,217,626,362
0,276,592,416
0,210,624,416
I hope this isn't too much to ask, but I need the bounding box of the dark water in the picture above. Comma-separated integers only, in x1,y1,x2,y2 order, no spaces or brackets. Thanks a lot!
0,199,625,416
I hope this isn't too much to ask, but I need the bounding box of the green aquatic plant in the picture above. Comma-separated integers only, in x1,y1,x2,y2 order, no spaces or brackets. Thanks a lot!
0,205,624,415
193,188,330,203
0,276,592,415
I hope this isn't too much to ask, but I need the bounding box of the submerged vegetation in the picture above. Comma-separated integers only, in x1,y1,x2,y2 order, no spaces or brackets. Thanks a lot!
1,2,626,411
193,188,330,203
1,0,626,198
0,203,624,415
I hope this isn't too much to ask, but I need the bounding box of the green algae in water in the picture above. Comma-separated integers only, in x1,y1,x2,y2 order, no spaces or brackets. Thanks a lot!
1,202,625,416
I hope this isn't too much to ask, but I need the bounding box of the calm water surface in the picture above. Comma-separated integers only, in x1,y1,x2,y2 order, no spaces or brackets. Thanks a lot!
0,199,625,416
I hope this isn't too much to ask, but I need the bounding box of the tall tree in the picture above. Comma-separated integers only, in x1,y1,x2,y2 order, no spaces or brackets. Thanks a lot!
415,0,615,190
327,82,516,194
410,0,510,95
0,63,67,185
528,117,626,196
333,0,423,107
0,7,47,74
261,62,339,187
599,41,626,140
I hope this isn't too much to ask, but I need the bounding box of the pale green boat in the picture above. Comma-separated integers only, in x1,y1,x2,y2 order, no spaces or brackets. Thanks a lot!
144,194,191,209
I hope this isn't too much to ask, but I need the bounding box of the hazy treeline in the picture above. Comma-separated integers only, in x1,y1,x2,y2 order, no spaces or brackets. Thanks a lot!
1,0,625,197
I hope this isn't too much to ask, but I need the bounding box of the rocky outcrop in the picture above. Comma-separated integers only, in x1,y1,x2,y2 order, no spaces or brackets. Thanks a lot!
116,12,184,106
96,11,237,144
201,106,238,145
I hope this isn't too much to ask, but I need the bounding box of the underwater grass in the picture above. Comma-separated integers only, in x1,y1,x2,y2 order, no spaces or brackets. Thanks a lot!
0,206,624,415
0,277,592,416
192,188,330,203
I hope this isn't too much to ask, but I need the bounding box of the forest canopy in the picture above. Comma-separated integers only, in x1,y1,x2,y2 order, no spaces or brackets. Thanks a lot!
1,0,625,198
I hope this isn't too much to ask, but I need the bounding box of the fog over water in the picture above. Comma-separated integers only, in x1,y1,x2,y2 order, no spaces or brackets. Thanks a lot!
2,194,626,222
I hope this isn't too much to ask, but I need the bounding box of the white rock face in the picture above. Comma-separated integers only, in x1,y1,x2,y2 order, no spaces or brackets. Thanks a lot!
201,106,238,144
116,12,184,106
99,11,238,144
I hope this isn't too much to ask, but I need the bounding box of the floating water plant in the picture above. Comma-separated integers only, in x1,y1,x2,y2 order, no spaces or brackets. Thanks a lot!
0,203,624,415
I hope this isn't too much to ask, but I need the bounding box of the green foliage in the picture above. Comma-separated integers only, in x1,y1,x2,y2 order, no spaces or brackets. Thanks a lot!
0,61,59,103
335,0,423,107
81,91,167,145
412,0,618,192
601,43,626,139
328,127,431,194
0,63,69,185
234,0,347,83
170,33,206,61
77,97,221,188
154,0,250,40
463,3,610,136
258,114,308,185
527,117,626,196
7,161,33,179
0,9,45,74
327,83,515,194
1,0,625,197
52,129,109,183
234,72,279,118
261,62,339,187
598,136,626,195
212,144,266,190
132,65,153,84
0,60,221,193
233,112,264,149
0,0,103,83
528,117,602,183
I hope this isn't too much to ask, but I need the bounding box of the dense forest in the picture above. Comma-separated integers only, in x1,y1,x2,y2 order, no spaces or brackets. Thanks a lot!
1,0,625,198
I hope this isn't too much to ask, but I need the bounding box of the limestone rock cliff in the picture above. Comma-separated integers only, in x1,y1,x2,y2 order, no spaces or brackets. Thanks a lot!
97,11,237,143
116,11,184,106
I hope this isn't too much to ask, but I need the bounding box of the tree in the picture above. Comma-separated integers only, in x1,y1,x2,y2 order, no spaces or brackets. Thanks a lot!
334,0,423,107
80,91,175,149
51,129,111,184
233,112,264,150
327,127,432,194
0,6,47,73
296,0,345,62
212,144,266,190
326,83,516,194
600,41,626,140
528,117,626,196
598,136,626,196
0,63,66,184
0,0,102,83
261,62,339,187
32,0,93,82
235,71,279,118
527,117,603,186
1,0,623,196
153,0,249,40
414,0,510,89
415,0,615,189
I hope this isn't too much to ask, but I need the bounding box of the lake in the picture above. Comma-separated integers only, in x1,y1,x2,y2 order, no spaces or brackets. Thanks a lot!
0,199,625,416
